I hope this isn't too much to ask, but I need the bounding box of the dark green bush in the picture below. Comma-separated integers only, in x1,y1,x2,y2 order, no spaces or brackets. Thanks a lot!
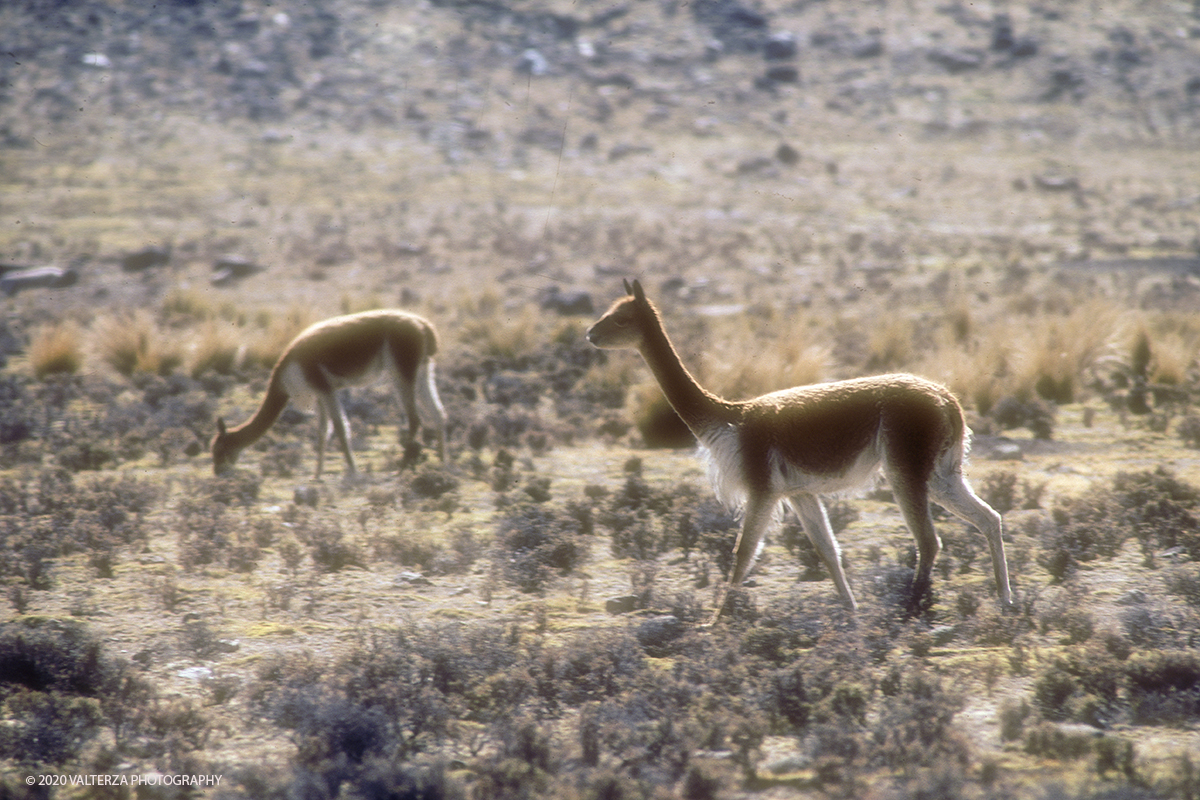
1043,467,1200,580
495,500,589,593
1125,650,1200,725
0,619,180,766
0,469,159,589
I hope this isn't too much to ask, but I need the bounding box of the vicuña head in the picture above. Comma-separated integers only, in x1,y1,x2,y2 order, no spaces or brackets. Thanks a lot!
588,279,1013,622
211,309,448,479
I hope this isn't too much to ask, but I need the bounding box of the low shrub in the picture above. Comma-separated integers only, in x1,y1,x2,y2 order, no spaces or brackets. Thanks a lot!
494,500,590,593
1125,650,1200,725
1042,467,1200,580
0,469,159,588
0,619,184,766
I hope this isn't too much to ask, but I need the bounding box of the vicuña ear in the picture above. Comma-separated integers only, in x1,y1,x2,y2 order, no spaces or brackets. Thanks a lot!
623,278,633,295
216,418,227,436
631,279,646,304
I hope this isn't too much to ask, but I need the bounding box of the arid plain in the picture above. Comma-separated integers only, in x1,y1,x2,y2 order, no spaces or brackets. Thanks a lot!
3,1,1200,798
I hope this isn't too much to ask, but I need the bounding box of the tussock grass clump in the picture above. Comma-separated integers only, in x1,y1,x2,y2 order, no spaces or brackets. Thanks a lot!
627,383,694,448
160,287,218,325
701,313,833,401
28,321,83,379
242,307,315,372
96,312,185,377
577,353,639,410
459,303,546,364
190,320,242,377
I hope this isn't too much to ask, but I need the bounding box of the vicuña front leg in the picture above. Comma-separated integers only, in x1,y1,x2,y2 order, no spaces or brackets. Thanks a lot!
711,494,776,623
316,391,356,479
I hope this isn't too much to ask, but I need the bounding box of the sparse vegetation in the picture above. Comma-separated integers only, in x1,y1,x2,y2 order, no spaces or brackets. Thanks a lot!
4,0,1200,796
28,322,82,380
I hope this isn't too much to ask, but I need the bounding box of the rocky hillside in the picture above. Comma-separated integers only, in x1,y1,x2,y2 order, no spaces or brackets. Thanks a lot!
5,0,1200,151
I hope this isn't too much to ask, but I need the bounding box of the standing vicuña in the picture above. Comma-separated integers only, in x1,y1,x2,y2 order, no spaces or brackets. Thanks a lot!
211,310,448,478
587,280,1012,621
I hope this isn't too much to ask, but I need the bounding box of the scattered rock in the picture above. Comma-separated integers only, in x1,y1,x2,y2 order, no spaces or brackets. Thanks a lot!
518,48,548,76
523,477,552,503
930,625,958,647
636,615,684,655
121,245,171,272
608,143,653,161
541,287,594,316
1034,174,1081,193
762,64,799,84
928,46,986,73
1116,589,1148,606
293,486,319,507
1,265,78,295
211,255,265,286
763,31,796,60
177,666,213,681
988,441,1024,461
605,595,640,615
395,571,432,586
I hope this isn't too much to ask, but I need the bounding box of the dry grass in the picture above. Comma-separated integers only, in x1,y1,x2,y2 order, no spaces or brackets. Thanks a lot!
242,307,317,372
96,311,186,378
456,300,548,362
6,0,1200,795
1130,313,1200,386
28,321,82,379
703,326,833,401
160,288,218,327
190,319,243,377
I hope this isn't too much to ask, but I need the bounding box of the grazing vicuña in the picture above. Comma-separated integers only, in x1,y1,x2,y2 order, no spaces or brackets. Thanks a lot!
212,309,447,478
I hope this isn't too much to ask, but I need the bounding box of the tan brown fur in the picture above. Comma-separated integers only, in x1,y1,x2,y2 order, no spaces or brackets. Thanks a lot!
587,280,1012,622
211,309,447,478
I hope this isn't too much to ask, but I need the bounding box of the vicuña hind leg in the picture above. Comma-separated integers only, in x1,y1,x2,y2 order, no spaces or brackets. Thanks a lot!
392,372,422,452
415,362,448,461
786,493,858,610
931,472,1013,606
888,472,941,603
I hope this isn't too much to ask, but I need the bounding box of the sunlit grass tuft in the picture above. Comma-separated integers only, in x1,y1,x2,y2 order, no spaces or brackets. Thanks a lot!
1130,313,1200,386
29,321,83,379
191,320,243,377
97,312,185,377
161,288,218,326
458,302,546,362
243,307,315,372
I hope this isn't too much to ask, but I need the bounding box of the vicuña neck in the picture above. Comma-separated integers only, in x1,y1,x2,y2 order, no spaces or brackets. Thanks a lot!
637,306,735,435
227,373,289,449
